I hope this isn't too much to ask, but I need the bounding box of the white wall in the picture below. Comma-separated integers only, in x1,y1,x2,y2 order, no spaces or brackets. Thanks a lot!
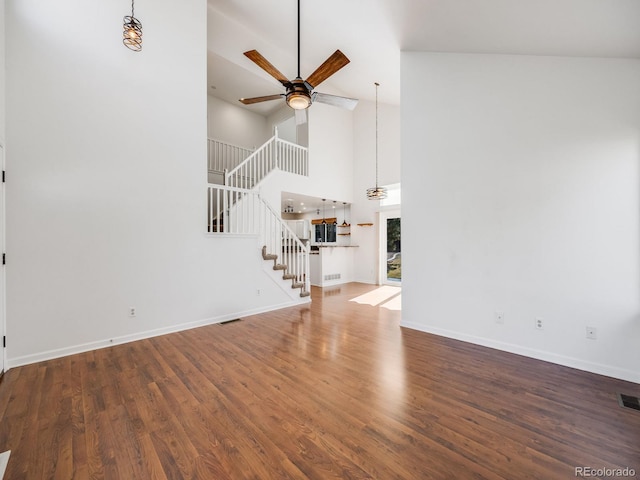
308,104,355,201
402,52,640,382
351,99,401,284
266,105,301,145
208,95,269,148
5,0,296,366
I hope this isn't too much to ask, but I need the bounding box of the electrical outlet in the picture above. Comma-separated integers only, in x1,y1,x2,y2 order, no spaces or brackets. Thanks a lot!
257,289,261,296
535,317,544,330
495,312,504,324
586,326,597,340
129,307,136,317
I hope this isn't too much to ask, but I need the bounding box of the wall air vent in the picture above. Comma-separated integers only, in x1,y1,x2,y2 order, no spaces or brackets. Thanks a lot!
617,393,640,412
220,318,242,325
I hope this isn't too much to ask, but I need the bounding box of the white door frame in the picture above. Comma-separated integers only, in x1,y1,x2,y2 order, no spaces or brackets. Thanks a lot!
378,208,401,286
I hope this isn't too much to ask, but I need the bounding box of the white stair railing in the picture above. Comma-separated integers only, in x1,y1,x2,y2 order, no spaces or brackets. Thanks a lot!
225,130,308,189
207,184,310,296
208,139,254,174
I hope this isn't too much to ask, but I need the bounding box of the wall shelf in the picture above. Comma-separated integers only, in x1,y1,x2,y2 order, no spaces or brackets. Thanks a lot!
357,223,374,227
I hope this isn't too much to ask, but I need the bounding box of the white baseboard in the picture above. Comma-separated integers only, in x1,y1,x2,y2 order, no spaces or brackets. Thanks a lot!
0,450,10,479
7,300,309,370
401,320,640,384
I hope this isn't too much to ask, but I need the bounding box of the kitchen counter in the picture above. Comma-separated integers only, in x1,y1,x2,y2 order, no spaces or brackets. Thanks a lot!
310,245,358,254
309,245,355,286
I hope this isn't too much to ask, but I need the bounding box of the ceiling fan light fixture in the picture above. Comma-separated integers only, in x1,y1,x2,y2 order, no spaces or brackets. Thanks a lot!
238,0,355,113
287,92,311,110
286,79,312,110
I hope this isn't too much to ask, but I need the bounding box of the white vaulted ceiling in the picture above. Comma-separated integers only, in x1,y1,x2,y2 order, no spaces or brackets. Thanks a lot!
207,0,640,112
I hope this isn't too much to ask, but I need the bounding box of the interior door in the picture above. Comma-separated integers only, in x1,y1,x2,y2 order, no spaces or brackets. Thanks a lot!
380,209,401,285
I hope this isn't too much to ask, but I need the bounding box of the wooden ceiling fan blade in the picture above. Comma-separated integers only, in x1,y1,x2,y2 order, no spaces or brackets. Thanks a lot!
244,50,290,87
239,94,284,105
305,50,350,89
313,92,358,111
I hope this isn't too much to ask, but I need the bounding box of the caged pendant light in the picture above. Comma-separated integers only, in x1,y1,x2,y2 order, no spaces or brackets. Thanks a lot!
123,0,143,52
366,82,387,200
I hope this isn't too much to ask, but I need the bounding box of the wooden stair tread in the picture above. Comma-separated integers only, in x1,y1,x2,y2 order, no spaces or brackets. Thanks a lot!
261,246,309,300
261,246,278,261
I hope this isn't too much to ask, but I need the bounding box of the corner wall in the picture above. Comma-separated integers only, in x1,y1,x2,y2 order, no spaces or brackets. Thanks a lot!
5,0,295,366
402,52,640,382
208,95,270,148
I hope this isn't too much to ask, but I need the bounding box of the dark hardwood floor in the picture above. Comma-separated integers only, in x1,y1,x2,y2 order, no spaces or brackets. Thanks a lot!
0,283,639,479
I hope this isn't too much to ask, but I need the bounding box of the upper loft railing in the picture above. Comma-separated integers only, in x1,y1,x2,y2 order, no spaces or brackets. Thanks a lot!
225,130,308,189
208,139,254,174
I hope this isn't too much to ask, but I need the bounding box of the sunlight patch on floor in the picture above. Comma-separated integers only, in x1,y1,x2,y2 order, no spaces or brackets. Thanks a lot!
349,286,401,307
380,293,401,311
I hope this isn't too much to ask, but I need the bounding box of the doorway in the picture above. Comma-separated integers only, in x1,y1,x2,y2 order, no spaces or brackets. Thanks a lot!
380,209,401,285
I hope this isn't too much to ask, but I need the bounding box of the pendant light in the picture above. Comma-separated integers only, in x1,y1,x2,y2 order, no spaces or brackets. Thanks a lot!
123,0,143,52
366,82,387,200
341,202,349,227
332,201,338,226
321,199,327,224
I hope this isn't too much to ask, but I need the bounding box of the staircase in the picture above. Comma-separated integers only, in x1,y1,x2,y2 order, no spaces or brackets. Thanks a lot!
262,246,310,298
207,132,310,299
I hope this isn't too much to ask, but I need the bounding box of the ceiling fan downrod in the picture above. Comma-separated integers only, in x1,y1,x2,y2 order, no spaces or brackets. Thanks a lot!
297,0,301,79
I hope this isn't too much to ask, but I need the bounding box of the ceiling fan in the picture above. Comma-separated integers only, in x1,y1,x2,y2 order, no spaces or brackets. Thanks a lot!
239,0,358,122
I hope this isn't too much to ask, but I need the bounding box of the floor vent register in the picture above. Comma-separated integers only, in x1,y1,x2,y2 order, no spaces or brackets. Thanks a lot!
617,393,640,412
